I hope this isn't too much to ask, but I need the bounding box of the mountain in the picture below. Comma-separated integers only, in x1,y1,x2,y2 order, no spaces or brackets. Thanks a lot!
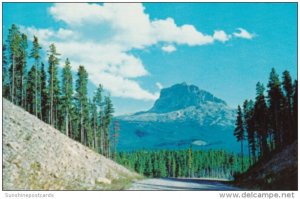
3,99,139,190
116,83,239,152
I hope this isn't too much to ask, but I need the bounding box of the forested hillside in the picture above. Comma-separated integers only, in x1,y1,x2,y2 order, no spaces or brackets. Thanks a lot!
233,68,298,190
3,24,118,159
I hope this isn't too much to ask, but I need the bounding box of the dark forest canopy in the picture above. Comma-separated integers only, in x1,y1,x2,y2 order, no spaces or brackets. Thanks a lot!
234,68,297,168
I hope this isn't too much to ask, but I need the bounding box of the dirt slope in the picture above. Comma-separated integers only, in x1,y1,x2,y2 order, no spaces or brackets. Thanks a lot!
234,141,298,190
2,99,140,190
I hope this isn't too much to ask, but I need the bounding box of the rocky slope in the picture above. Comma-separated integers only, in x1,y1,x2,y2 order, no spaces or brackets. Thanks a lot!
3,99,139,190
234,141,298,190
117,83,239,152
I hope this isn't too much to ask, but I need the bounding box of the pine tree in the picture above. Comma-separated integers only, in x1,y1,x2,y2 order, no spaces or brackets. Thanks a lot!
91,95,98,150
75,65,89,145
254,82,269,158
243,100,256,164
61,58,73,137
112,120,120,160
47,43,60,126
234,105,245,171
188,147,193,177
2,44,10,98
40,63,48,122
145,158,153,177
26,65,37,114
30,36,42,117
282,70,294,144
267,68,284,149
17,33,28,108
95,84,104,153
7,24,21,104
103,95,114,157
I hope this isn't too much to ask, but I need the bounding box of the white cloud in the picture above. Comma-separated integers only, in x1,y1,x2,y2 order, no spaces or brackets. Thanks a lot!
24,3,255,101
162,44,176,53
233,28,255,39
213,30,231,43
156,82,163,90
151,18,214,46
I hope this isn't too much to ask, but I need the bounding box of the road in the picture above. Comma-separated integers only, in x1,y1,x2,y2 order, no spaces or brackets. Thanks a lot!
128,178,240,190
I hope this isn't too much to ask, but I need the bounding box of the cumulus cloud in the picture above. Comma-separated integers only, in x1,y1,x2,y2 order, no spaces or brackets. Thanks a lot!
233,28,255,39
162,45,176,53
23,3,254,101
213,30,231,43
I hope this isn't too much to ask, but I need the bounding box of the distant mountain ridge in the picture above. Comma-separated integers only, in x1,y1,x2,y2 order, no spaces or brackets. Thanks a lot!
116,83,239,152
149,82,226,113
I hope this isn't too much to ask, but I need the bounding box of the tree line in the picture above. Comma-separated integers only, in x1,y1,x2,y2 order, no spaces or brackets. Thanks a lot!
117,149,249,179
2,24,119,158
234,68,297,168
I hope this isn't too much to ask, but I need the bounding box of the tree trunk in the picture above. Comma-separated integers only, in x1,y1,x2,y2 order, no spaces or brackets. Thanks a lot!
66,108,69,137
11,54,15,104
35,60,38,117
50,65,53,126
241,140,244,171
21,71,24,108
80,103,84,144
93,112,97,151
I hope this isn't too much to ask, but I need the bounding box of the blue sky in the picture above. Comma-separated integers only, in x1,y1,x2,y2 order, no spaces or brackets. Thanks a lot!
3,3,297,115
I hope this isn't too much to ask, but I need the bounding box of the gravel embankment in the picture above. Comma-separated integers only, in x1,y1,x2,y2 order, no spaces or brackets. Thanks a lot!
3,98,139,190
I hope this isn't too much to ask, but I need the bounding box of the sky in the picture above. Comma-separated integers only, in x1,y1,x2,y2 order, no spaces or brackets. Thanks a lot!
3,3,297,115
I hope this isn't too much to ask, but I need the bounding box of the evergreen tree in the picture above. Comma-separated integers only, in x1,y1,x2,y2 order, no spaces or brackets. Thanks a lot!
75,65,89,145
91,95,98,150
243,100,256,164
254,82,269,158
112,120,120,160
2,44,10,98
26,65,37,114
47,43,60,126
40,63,48,122
234,105,245,170
61,58,73,137
103,95,114,157
7,24,21,104
282,71,294,144
94,84,104,153
145,158,153,177
29,36,42,117
17,33,28,108
188,147,193,177
267,68,284,149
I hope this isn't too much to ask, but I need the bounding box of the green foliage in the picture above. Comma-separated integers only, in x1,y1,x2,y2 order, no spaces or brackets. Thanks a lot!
117,149,250,179
29,36,42,117
3,24,116,160
48,43,61,127
103,96,114,157
40,63,48,122
26,65,37,114
235,68,297,173
61,58,73,137
75,65,89,145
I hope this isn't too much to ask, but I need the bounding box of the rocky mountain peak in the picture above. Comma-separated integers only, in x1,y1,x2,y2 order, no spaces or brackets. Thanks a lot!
149,82,226,113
